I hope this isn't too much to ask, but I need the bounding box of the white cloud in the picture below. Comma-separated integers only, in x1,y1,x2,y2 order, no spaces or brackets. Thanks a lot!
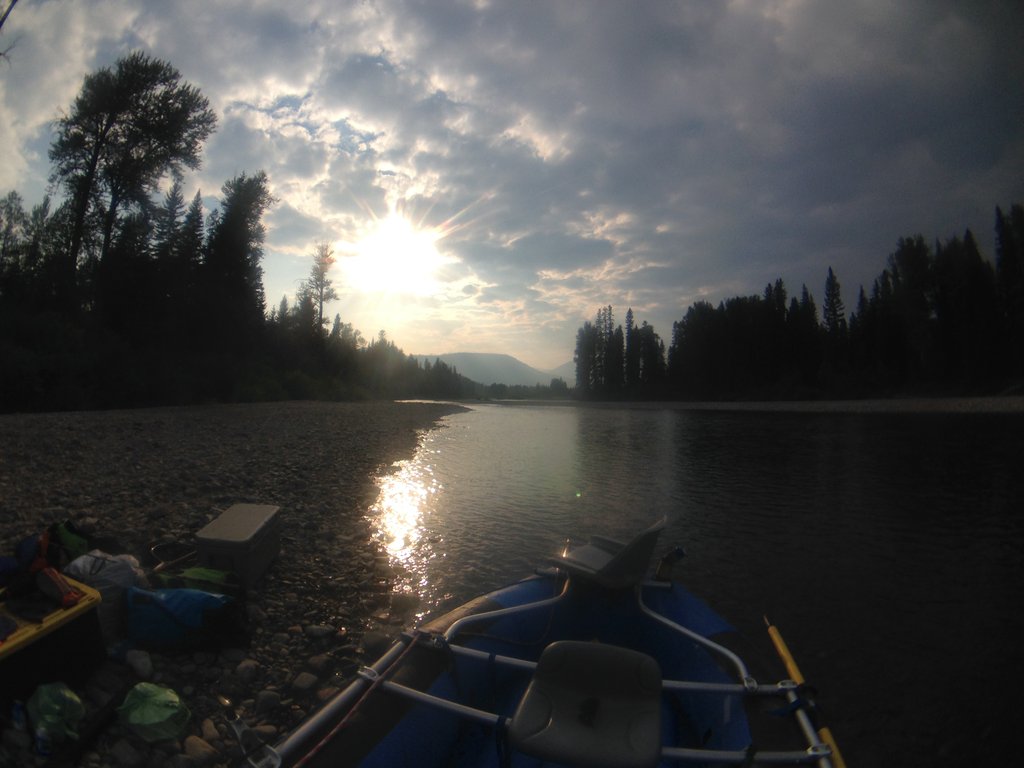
1,0,1022,369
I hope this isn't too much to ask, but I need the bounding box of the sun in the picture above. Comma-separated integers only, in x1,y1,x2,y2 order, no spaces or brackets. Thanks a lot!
344,211,449,296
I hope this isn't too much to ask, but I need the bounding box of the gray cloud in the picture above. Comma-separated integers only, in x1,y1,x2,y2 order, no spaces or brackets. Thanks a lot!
2,0,1022,367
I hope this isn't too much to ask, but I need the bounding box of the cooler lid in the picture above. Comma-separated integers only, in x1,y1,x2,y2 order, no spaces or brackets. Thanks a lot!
196,504,280,543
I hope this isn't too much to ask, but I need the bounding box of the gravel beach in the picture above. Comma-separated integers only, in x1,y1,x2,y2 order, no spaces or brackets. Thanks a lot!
0,400,466,767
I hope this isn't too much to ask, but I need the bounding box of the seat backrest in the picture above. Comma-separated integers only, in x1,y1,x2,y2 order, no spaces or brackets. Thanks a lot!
556,516,667,589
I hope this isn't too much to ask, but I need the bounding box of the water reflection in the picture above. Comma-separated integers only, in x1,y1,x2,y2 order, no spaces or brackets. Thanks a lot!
360,402,1024,765
368,445,442,590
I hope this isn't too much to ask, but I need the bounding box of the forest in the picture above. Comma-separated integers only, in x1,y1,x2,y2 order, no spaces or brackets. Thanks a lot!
574,208,1024,401
3,51,1022,412
0,52,486,412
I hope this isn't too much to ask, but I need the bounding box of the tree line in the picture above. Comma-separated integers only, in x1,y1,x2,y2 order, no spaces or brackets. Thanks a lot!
0,51,489,412
575,206,1024,401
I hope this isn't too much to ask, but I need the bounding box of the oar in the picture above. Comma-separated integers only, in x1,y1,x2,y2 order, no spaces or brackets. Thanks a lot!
764,616,847,768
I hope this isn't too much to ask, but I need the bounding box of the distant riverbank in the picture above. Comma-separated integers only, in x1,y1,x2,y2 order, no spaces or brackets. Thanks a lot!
479,395,1024,413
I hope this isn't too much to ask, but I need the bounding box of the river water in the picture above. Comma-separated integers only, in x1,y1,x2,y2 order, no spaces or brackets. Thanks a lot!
366,400,1024,767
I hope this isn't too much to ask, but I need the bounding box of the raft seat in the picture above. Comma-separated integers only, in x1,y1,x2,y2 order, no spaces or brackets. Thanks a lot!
508,640,662,768
551,516,666,589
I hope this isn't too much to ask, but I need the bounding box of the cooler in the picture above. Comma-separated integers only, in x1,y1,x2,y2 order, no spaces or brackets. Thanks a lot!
195,504,281,588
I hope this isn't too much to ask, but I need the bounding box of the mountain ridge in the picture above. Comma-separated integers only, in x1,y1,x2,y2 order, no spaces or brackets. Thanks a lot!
414,352,572,387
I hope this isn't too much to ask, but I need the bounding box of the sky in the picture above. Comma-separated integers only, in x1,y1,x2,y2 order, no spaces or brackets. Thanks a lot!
2,0,1023,371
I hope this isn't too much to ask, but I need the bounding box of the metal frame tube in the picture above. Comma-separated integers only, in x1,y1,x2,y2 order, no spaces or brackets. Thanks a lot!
443,577,570,642
379,681,501,727
636,586,755,688
445,642,538,671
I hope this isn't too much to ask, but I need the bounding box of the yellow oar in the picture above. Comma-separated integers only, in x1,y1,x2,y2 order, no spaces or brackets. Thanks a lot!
764,616,847,768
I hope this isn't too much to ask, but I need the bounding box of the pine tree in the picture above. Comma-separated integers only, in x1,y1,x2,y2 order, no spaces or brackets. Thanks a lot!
822,267,847,338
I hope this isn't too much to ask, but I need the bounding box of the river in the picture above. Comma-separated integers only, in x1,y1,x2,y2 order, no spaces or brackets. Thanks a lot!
366,399,1024,767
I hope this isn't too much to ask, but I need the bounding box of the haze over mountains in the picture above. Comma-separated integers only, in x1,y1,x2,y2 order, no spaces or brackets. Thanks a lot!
414,353,573,387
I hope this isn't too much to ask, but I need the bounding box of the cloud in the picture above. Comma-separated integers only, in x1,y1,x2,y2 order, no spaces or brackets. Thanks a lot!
2,0,1023,368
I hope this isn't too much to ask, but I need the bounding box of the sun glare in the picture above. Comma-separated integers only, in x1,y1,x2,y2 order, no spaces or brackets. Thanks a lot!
345,211,448,295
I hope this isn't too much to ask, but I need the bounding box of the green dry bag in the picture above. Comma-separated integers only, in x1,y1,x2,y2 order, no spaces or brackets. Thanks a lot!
117,683,191,742
27,682,85,743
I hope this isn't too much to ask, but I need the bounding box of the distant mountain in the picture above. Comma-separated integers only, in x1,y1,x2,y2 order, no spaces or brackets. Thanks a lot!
547,360,576,383
414,352,572,387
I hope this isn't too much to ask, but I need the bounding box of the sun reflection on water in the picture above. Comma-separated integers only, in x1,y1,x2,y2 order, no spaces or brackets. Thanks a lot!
368,450,442,575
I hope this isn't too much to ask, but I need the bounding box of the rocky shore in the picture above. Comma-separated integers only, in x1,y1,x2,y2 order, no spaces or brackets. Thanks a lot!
0,400,467,767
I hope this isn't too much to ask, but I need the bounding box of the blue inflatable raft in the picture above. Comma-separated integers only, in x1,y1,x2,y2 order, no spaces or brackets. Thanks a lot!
272,518,843,768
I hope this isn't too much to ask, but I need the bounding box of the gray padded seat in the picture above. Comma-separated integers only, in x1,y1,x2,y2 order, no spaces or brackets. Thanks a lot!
508,641,662,768
551,516,666,589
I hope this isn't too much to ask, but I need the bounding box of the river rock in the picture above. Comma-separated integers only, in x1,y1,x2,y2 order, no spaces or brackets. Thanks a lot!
255,689,281,714
2,726,32,751
110,738,145,767
236,658,260,682
220,647,246,664
307,654,332,673
125,649,153,680
361,631,392,657
200,718,220,743
304,624,335,639
290,672,318,693
253,724,278,742
0,402,465,768
183,735,219,765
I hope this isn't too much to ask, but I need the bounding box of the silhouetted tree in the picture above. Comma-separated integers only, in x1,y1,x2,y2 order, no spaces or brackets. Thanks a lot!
0,191,28,298
995,205,1024,376
819,267,848,385
822,267,846,338
48,51,216,312
636,321,665,396
0,1,18,61
202,171,274,331
933,230,998,383
574,321,598,396
668,301,715,398
301,241,339,329
624,307,640,393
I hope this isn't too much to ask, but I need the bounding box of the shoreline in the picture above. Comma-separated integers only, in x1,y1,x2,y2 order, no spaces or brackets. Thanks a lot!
464,394,1024,414
0,400,467,767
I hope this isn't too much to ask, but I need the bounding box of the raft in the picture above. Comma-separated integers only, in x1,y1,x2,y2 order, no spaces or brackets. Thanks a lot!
272,518,842,768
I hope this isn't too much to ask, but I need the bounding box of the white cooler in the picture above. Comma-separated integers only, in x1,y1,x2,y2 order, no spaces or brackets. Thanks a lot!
195,504,281,588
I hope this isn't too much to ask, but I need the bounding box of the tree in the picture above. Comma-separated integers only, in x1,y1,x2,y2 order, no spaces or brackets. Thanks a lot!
933,230,998,382
201,171,275,347
0,191,27,271
574,321,598,396
48,51,216,310
624,307,639,393
153,180,185,263
822,267,847,338
301,241,340,329
0,1,18,61
995,205,1024,375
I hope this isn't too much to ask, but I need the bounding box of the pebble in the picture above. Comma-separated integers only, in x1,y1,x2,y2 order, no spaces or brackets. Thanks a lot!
183,734,219,765
198,720,219,745
290,672,319,693
255,690,282,715
236,658,260,682
0,402,464,768
303,624,336,639
307,654,332,673
2,727,32,751
110,738,145,767
125,649,153,680
220,648,246,664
